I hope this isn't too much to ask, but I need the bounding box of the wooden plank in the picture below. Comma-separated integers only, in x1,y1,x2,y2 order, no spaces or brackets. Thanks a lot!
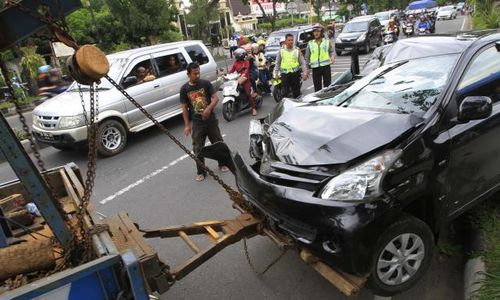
299,249,366,297
179,231,201,253
204,226,220,241
59,169,92,229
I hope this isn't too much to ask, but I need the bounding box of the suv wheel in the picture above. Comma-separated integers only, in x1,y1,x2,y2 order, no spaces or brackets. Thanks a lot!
97,119,127,156
367,215,434,296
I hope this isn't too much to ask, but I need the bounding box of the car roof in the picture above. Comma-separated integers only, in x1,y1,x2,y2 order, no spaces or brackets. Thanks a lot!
273,25,315,33
107,40,203,59
383,35,474,64
350,16,376,23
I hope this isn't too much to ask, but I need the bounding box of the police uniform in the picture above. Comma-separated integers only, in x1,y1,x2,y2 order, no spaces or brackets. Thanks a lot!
275,46,307,99
305,37,335,92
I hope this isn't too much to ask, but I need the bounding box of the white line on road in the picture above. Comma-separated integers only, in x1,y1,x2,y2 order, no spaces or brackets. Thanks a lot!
460,16,469,31
100,134,226,204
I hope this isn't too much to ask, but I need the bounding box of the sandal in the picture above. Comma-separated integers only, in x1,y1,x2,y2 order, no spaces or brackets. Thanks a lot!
195,174,205,182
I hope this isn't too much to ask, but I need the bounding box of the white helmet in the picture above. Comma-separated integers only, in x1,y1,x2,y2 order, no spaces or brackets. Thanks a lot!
234,48,247,60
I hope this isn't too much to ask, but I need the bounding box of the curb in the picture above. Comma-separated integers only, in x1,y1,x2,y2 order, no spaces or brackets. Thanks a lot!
464,257,486,300
464,227,486,300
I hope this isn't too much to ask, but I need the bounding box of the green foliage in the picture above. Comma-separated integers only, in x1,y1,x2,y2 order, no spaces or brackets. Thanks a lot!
67,0,180,53
0,50,15,62
470,198,500,300
471,0,500,29
259,17,308,30
19,46,45,80
186,0,220,41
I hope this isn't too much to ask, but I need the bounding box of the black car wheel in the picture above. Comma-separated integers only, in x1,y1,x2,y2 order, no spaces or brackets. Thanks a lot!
223,101,235,121
97,119,127,157
367,214,434,296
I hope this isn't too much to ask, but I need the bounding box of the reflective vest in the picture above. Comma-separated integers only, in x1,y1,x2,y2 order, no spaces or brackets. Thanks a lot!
308,39,331,68
280,48,300,74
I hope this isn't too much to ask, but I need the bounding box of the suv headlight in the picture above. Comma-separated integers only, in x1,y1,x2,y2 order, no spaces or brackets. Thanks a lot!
320,149,402,202
58,115,85,129
357,33,367,42
335,37,341,43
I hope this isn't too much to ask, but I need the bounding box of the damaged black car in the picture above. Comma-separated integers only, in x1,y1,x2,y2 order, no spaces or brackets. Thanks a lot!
233,33,500,296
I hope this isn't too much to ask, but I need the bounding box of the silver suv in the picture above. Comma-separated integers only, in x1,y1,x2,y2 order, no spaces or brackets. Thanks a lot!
32,41,217,156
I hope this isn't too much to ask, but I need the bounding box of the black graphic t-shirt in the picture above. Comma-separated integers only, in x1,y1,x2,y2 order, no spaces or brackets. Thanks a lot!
180,79,216,124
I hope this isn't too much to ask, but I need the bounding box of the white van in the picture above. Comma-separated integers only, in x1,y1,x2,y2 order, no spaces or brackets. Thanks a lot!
32,41,218,156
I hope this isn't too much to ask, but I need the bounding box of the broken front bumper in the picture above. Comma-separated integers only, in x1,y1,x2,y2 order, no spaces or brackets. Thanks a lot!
232,152,400,275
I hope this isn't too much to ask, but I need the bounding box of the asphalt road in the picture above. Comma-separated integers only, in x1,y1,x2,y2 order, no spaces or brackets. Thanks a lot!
0,16,467,300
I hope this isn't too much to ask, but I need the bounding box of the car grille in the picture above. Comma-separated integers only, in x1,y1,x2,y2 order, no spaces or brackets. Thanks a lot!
261,161,336,191
35,114,59,129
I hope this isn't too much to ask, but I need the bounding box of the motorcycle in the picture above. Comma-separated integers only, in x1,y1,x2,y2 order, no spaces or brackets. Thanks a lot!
219,68,262,122
383,30,398,45
417,27,430,35
402,22,414,37
37,84,69,101
272,71,303,102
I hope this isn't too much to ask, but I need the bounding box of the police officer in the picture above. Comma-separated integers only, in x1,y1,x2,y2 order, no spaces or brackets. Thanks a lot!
274,33,308,99
305,24,335,92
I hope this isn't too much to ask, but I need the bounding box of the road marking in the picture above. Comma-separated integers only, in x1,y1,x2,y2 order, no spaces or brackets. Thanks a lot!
460,16,469,31
100,134,226,204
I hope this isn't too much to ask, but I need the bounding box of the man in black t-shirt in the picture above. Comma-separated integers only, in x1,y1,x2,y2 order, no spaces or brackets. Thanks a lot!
180,62,229,181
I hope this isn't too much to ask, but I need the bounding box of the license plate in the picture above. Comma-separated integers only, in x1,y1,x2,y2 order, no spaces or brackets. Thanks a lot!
38,132,54,141
344,47,352,51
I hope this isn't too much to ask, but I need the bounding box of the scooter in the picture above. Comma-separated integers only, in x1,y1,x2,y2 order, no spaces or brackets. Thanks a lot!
402,22,414,37
383,30,398,44
417,27,430,35
37,84,69,101
219,68,262,122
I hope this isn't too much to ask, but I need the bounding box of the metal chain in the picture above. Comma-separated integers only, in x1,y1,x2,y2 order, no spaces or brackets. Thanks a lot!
243,238,287,275
104,75,249,210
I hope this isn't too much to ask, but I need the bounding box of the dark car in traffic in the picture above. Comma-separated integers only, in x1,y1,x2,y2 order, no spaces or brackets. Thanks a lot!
335,16,383,55
234,32,500,296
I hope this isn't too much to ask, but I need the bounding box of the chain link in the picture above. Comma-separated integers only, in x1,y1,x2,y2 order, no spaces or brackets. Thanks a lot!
243,238,287,275
104,75,249,210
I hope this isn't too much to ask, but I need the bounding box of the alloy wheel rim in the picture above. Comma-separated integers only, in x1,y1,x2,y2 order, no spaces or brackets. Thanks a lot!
376,233,425,286
101,127,122,151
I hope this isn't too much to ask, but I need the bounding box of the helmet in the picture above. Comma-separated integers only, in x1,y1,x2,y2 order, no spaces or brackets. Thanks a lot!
241,43,252,52
313,23,324,31
234,48,246,61
257,40,266,46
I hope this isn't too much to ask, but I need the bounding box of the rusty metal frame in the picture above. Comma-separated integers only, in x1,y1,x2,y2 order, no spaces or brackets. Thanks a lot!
139,213,262,281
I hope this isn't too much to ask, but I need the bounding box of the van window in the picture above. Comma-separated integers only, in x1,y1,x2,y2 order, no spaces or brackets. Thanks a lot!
155,53,187,77
123,58,156,88
185,45,209,65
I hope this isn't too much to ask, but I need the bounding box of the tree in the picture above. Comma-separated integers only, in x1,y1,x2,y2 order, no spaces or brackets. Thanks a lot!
242,0,288,31
105,0,180,46
186,0,220,41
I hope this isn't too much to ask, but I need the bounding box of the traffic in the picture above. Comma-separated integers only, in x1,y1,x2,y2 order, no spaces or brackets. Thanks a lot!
0,0,499,299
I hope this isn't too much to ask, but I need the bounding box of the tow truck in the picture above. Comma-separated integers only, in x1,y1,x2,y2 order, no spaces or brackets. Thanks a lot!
0,1,367,299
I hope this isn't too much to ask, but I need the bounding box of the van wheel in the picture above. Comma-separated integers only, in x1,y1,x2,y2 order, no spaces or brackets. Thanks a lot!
97,119,127,157
367,214,434,296
223,102,235,122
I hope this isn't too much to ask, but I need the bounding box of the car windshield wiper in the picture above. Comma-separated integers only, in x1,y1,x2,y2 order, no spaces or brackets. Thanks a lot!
336,61,409,107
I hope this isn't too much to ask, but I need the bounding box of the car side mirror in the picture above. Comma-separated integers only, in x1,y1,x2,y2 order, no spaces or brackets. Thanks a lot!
122,76,138,88
457,96,492,122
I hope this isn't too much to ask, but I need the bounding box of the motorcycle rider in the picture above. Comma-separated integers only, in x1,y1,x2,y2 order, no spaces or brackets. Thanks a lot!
256,40,271,94
274,33,308,99
385,19,399,42
417,15,431,34
305,24,335,92
229,48,257,116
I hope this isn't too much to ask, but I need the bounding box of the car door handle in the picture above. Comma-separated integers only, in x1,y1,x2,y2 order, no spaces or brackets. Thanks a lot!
153,85,160,88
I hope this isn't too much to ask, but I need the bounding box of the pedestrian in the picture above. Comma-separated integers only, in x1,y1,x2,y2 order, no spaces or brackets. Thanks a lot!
229,37,237,58
274,33,308,99
305,24,335,92
180,62,229,182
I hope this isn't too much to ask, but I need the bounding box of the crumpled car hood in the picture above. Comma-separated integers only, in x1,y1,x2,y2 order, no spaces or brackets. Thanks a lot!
267,100,418,166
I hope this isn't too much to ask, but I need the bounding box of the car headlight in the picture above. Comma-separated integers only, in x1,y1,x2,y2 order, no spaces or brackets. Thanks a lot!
357,33,367,42
32,115,40,127
335,37,341,43
320,149,402,202
58,115,85,129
